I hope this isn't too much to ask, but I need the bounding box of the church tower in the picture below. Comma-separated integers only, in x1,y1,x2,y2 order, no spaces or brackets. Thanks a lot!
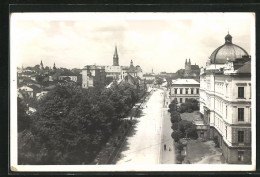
53,62,56,71
40,60,44,70
113,46,119,66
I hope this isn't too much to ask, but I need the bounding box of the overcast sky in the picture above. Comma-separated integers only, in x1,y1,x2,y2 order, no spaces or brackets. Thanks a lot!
11,13,254,73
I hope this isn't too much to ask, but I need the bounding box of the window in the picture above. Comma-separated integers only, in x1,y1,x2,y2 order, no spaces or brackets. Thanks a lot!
238,108,244,121
226,105,228,119
238,151,244,161
174,88,177,94
180,98,183,103
196,88,199,94
238,131,244,143
185,88,188,94
238,87,244,98
180,89,183,94
191,88,194,94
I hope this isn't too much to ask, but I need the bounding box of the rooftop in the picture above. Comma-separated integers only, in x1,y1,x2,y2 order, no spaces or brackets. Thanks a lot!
172,78,200,85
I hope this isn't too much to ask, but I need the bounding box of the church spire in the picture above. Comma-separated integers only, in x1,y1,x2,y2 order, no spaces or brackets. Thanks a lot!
40,60,44,70
130,59,133,67
53,62,56,70
113,45,119,66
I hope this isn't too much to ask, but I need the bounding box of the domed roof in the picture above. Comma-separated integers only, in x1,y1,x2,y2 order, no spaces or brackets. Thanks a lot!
209,33,249,64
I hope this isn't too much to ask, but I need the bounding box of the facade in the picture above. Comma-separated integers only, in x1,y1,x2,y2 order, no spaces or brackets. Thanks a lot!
170,78,200,104
143,74,156,81
82,65,106,88
199,33,251,164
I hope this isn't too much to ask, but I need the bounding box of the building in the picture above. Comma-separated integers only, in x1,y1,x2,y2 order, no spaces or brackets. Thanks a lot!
170,78,200,104
82,46,143,88
199,33,251,164
18,85,41,98
59,75,78,82
82,65,106,88
184,58,200,78
143,74,156,81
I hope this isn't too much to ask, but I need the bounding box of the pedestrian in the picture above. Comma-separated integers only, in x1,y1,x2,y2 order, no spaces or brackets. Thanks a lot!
164,144,166,151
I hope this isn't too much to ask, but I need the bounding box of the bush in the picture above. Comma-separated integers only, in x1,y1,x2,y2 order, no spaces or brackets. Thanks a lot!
187,108,193,113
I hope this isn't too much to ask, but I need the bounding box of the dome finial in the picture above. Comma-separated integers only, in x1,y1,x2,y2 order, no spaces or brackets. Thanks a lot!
225,32,232,44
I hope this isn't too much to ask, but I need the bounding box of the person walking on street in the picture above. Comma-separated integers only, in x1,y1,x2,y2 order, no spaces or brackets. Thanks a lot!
164,144,166,151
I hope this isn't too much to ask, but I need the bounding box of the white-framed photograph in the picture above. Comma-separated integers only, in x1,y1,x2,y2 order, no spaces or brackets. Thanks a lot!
10,12,256,172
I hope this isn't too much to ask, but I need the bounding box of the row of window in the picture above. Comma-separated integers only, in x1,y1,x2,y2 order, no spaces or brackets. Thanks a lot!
174,88,199,95
176,97,199,103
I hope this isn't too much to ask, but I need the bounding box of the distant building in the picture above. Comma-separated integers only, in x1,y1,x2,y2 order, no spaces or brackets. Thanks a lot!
175,59,200,79
170,78,200,104
199,33,251,164
18,85,41,98
82,65,106,88
59,75,78,82
82,46,143,88
143,74,156,81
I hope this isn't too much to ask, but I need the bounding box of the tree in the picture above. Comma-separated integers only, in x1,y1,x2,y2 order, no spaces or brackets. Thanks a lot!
178,120,198,139
171,123,178,131
18,81,140,165
171,130,182,142
36,75,45,83
17,97,30,132
168,99,177,112
170,111,181,124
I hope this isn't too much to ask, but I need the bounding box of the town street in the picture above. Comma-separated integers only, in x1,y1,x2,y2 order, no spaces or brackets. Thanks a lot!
116,88,176,164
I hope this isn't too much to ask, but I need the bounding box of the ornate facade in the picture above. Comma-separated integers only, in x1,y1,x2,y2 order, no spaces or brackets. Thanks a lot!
199,33,251,164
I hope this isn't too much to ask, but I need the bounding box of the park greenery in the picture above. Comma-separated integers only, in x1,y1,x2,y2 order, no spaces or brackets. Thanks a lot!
179,98,199,113
168,99,198,163
18,81,139,165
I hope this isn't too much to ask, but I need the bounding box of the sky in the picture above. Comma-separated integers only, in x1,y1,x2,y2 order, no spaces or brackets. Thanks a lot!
11,13,254,74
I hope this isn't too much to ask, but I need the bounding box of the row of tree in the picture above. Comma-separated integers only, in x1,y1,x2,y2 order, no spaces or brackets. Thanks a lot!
18,81,139,164
168,99,198,163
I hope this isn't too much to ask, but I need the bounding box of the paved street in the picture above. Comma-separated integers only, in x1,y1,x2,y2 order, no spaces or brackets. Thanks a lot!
116,88,176,164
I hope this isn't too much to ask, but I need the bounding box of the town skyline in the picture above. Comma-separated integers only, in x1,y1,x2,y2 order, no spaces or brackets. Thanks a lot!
11,13,253,73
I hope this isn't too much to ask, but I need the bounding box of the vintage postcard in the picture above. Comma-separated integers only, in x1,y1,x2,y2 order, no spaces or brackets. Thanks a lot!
10,12,256,172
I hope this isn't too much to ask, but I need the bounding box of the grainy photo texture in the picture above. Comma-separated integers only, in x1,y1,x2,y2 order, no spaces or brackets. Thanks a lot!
10,12,256,172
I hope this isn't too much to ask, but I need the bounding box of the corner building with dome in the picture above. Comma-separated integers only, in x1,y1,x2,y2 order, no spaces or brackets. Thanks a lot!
199,33,251,164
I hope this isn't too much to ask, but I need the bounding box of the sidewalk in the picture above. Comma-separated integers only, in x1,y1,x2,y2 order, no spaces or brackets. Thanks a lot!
160,88,176,164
